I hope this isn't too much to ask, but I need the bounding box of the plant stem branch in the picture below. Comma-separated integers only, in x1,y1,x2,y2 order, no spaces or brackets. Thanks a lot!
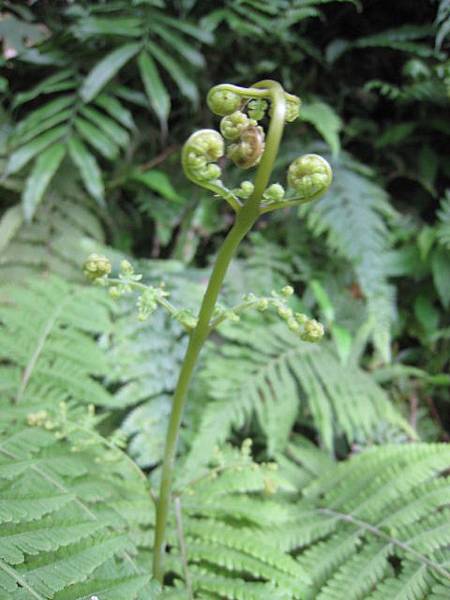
152,80,286,584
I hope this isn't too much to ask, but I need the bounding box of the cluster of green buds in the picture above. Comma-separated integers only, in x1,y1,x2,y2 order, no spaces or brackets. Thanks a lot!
209,284,324,343
182,82,332,215
83,253,112,282
83,254,199,331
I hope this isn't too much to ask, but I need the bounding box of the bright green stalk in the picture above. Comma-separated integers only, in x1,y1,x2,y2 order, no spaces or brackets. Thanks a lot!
152,81,287,583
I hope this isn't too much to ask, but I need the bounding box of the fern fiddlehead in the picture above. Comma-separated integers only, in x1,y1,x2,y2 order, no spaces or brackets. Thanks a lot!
151,80,333,585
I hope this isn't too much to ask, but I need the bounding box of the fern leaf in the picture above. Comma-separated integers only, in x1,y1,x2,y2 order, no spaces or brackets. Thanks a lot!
0,185,105,283
0,276,116,408
185,320,411,470
295,444,450,599
0,406,157,599
304,152,397,361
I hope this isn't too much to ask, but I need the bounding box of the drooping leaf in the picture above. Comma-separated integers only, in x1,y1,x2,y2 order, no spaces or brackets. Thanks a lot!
131,169,183,203
6,126,66,175
80,43,141,103
22,143,66,221
301,101,342,157
67,137,104,205
137,49,170,125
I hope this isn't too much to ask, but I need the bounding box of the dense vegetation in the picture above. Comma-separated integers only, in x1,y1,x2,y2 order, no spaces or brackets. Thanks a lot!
0,1,449,598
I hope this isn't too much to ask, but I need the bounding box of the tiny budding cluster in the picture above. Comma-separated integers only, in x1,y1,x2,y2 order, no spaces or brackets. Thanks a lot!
83,254,324,342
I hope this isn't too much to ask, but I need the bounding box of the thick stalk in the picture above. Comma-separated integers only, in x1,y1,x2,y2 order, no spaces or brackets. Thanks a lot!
152,81,286,584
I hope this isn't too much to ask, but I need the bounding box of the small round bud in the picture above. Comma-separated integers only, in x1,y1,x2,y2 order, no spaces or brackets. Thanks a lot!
295,312,308,324
287,154,332,201
263,478,278,496
281,285,294,298
109,286,122,299
83,254,111,281
136,288,158,321
263,183,285,202
277,305,293,320
207,86,242,116
235,180,254,199
285,95,301,122
287,317,300,333
220,111,254,141
225,310,240,323
256,298,269,312
247,98,268,121
120,259,134,275
269,93,301,123
301,319,325,343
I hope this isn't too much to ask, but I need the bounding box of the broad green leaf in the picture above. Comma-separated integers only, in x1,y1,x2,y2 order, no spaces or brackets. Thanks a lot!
332,324,353,365
301,101,342,157
375,122,416,148
417,225,436,261
147,41,198,104
80,43,141,103
6,125,66,175
74,17,142,38
310,279,335,322
431,247,450,309
13,69,76,108
152,12,214,44
151,23,205,68
418,145,438,195
414,293,439,335
80,106,129,148
94,94,135,129
68,136,104,205
13,95,75,134
13,109,72,146
74,118,119,160
0,205,23,253
22,143,66,222
137,50,170,124
131,169,184,203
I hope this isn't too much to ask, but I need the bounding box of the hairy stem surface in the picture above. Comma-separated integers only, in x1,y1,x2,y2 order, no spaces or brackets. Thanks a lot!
152,81,286,583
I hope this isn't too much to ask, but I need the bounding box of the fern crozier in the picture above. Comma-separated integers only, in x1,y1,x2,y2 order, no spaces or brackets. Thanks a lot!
287,154,332,201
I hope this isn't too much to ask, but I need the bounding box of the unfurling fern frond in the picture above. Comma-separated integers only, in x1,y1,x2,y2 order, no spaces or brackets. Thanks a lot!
184,319,412,473
0,404,159,599
0,276,117,408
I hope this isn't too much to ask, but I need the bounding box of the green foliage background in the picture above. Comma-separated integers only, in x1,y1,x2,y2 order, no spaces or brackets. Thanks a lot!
0,0,449,598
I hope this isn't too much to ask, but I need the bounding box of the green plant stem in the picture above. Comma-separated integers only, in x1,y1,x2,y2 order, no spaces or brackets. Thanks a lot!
152,81,286,584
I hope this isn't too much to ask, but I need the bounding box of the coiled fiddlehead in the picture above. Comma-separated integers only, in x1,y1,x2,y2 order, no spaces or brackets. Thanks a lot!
181,129,241,212
183,82,331,215
287,153,333,200
227,125,265,169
